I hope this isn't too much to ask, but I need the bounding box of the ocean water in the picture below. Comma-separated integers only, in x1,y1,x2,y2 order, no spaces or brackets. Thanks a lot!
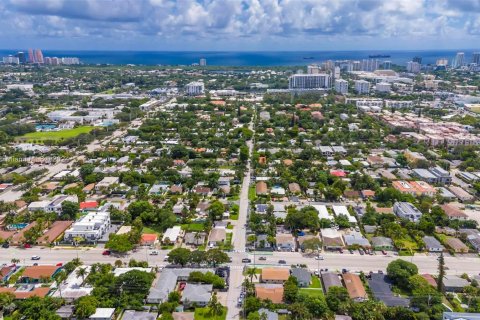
0,49,477,66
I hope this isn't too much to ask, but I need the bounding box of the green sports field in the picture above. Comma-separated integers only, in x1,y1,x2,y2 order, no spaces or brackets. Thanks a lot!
18,126,94,142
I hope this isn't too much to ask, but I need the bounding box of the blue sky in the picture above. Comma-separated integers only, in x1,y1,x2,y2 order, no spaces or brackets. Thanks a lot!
0,0,479,51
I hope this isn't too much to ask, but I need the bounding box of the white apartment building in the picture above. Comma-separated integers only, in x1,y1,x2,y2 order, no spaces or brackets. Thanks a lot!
354,80,370,94
64,210,111,242
407,61,421,73
185,81,205,96
385,100,414,109
3,56,20,64
376,82,391,93
28,195,78,214
288,74,331,90
393,202,423,223
334,79,348,94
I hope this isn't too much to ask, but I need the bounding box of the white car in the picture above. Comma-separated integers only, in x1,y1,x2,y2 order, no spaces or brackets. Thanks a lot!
31,255,40,260
315,256,324,260
149,250,159,255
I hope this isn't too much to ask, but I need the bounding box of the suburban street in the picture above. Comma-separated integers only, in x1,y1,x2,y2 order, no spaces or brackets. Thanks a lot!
226,117,255,320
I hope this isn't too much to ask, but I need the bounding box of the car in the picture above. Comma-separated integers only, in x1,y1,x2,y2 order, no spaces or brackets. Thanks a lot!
241,258,251,263
164,255,169,261
259,257,266,261
349,249,354,254
24,243,31,248
31,255,40,260
2,242,9,248
359,249,364,255
339,249,344,254
382,250,387,255
33,263,38,266
315,256,324,260
149,250,159,255
102,250,111,256
56,263,63,267
278,260,286,264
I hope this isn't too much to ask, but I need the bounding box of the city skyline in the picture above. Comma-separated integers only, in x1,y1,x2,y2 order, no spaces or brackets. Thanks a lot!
0,0,479,51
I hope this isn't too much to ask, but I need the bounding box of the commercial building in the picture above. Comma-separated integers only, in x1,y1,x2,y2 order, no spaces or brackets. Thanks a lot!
354,80,370,94
288,74,331,90
334,79,348,94
185,81,205,95
393,202,423,222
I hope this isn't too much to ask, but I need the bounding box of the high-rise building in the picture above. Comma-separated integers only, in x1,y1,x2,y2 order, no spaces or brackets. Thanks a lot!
199,58,207,66
2,55,20,64
185,81,205,95
334,66,340,79
352,61,361,71
472,52,480,65
413,56,422,64
360,59,379,72
407,61,421,73
436,58,448,67
34,49,44,64
307,64,320,74
354,80,370,94
288,74,331,90
44,57,52,65
15,51,26,64
382,61,392,69
28,49,35,63
453,52,464,68
61,57,80,65
334,79,348,94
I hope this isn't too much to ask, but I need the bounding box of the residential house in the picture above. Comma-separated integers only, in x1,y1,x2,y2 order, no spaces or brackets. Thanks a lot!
321,272,343,294
162,226,182,244
95,177,119,191
19,265,63,283
276,233,296,252
89,308,115,320
321,228,345,250
288,183,301,194
342,273,368,301
181,284,212,307
291,268,311,287
255,284,284,303
184,232,206,246
141,233,159,246
393,202,423,222
371,237,394,251
261,268,290,284
441,204,468,220
423,236,444,252
344,232,370,248
64,211,111,243
443,275,469,292
448,186,475,202
445,238,469,253
0,265,17,282
208,227,226,248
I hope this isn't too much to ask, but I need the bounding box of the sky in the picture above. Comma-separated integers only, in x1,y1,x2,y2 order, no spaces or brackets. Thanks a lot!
0,0,479,51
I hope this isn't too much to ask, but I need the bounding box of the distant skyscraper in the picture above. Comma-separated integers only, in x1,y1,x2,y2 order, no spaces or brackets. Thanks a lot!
34,49,44,64
307,64,320,74
360,59,379,72
334,79,348,94
453,52,464,68
199,58,207,66
28,49,35,63
334,66,340,79
472,52,480,64
407,61,421,73
15,51,26,64
288,74,331,90
382,60,392,69
3,55,20,64
413,56,422,64
436,58,448,67
354,80,370,94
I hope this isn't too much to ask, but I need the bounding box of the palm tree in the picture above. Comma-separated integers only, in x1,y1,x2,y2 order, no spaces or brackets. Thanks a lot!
194,232,202,246
246,267,258,282
10,258,19,265
76,267,87,284
0,292,15,319
54,271,67,299
207,293,223,320
72,257,83,266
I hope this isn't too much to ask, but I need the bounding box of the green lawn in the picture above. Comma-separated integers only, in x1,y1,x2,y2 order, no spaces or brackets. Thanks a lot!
248,186,257,201
229,212,239,220
181,223,205,232
299,288,324,297
18,126,94,143
142,226,160,235
310,276,322,288
194,307,227,320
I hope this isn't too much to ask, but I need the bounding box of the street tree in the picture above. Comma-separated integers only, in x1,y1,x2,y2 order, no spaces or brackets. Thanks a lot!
168,248,191,267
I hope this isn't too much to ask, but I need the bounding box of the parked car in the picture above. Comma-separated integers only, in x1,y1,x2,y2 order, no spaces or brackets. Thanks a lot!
56,263,63,267
24,243,31,249
382,250,387,255
359,249,364,255
315,256,324,260
278,260,286,264
149,250,159,255
31,255,40,260
2,242,9,248
241,258,251,263
349,249,354,254
102,250,111,256
259,257,266,261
